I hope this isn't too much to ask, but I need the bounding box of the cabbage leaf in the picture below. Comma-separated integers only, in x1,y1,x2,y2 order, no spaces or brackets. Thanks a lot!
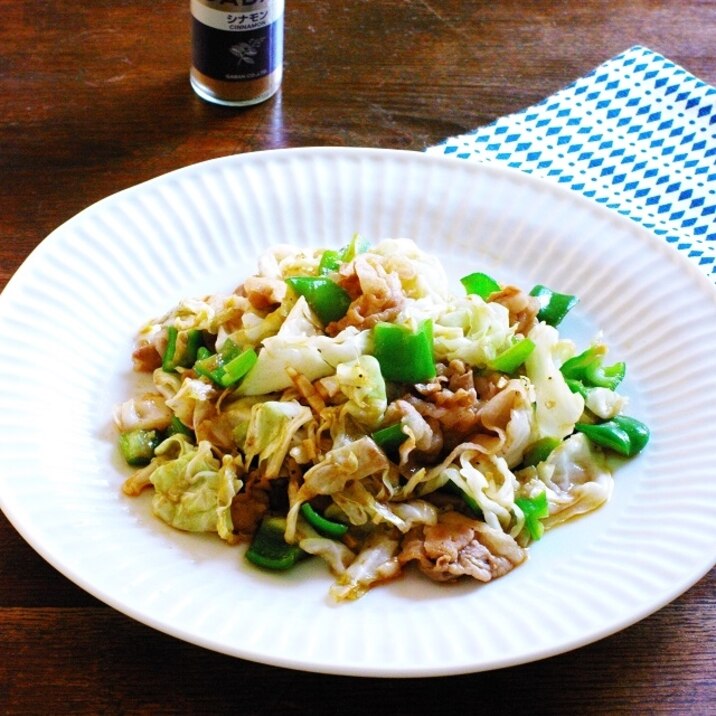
236,297,371,395
371,238,449,302
165,377,216,430
335,355,387,431
432,295,514,367
518,433,613,531
525,322,585,439
328,530,402,601
150,435,241,541
242,400,313,478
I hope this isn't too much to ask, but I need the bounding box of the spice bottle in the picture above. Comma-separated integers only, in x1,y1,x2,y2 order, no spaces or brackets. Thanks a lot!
190,0,284,107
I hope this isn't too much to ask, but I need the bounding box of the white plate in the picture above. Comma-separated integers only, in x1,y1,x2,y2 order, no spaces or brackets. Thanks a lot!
1,147,715,677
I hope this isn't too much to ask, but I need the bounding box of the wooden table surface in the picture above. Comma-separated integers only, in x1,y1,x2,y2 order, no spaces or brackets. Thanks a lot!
1,1,714,713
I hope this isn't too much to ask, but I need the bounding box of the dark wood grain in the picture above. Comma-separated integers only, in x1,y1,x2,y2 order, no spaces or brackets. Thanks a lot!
1,1,715,713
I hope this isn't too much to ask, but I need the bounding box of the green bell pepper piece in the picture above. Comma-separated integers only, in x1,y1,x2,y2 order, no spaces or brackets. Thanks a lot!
564,377,589,399
161,326,179,372
584,359,626,390
561,345,625,391
221,347,258,386
194,339,257,388
317,236,370,276
515,491,549,541
530,284,578,326
372,320,436,383
118,429,160,467
372,423,407,451
487,338,535,373
245,516,305,571
460,271,501,300
194,339,240,383
522,437,561,467
560,345,603,380
285,276,352,325
300,503,349,539
575,421,630,455
165,416,194,439
442,480,482,518
612,415,650,455
371,423,408,461
162,327,203,372
575,415,650,457
318,249,342,275
340,234,370,262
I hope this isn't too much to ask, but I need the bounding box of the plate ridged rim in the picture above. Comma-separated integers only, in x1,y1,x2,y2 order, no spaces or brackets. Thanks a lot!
0,147,715,677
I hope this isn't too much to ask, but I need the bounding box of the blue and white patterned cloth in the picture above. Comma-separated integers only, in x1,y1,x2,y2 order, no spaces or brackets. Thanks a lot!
426,46,716,281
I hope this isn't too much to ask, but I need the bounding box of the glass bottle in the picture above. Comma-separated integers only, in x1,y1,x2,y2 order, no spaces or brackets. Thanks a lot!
190,0,284,107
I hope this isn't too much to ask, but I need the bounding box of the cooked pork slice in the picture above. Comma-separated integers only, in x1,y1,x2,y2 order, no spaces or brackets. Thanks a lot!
325,254,404,335
115,392,173,432
487,285,541,336
399,510,526,582
407,360,483,437
243,275,288,311
132,342,163,372
383,399,443,461
230,488,270,540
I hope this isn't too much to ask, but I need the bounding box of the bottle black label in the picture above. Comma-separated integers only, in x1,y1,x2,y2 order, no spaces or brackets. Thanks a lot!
191,0,284,83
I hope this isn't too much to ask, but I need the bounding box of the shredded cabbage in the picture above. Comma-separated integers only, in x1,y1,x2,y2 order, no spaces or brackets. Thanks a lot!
118,237,645,601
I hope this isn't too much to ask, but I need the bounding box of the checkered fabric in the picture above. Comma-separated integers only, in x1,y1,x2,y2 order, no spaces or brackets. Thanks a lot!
426,46,716,281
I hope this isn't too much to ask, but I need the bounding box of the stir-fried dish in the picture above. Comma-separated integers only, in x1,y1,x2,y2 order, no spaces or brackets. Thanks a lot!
116,237,649,600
